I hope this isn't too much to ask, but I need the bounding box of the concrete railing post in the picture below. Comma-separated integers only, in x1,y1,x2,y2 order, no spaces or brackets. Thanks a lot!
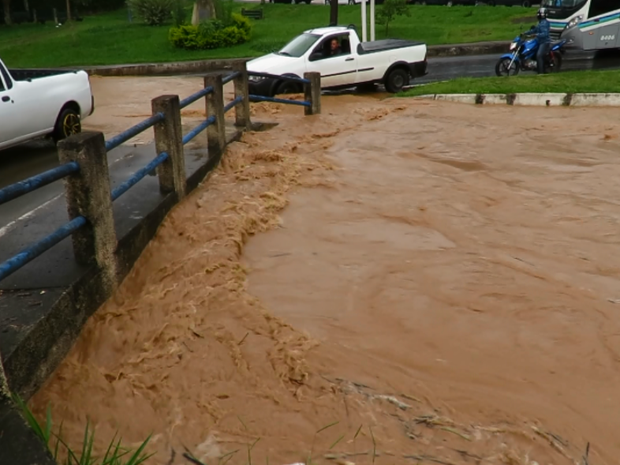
152,94,186,199
232,61,251,129
303,72,321,116
204,73,226,159
57,132,118,286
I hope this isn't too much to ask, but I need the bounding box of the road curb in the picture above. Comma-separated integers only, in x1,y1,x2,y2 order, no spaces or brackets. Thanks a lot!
412,92,620,106
80,41,510,77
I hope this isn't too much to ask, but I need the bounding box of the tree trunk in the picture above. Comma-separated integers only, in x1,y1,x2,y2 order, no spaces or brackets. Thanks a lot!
66,0,72,21
192,0,215,25
3,0,12,25
329,0,338,26
23,0,29,13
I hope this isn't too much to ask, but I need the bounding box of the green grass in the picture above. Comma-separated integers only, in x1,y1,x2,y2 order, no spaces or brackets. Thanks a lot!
401,69,620,96
0,4,533,67
12,394,153,465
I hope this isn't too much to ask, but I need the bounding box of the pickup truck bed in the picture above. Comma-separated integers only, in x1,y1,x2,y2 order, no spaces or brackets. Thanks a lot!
8,68,81,82
357,39,425,54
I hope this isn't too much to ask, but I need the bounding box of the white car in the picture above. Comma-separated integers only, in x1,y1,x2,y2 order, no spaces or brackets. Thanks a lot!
247,26,427,96
0,58,94,151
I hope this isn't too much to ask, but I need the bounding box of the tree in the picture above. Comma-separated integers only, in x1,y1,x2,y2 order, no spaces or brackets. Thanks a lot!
192,0,214,25
376,0,409,35
2,0,11,25
66,0,72,20
329,0,338,26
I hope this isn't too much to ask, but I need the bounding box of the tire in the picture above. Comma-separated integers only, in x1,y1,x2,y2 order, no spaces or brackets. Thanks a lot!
275,80,302,95
384,68,409,93
495,57,520,76
52,107,81,142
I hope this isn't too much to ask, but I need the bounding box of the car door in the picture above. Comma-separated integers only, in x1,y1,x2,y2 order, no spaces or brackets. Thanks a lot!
305,32,358,88
0,68,23,149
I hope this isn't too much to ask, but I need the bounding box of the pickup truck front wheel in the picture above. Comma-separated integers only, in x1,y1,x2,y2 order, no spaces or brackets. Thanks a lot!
53,108,82,142
384,68,409,93
275,80,302,96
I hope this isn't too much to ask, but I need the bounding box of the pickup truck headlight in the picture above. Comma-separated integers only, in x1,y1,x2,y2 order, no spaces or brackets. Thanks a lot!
566,15,583,29
248,74,266,83
509,42,517,51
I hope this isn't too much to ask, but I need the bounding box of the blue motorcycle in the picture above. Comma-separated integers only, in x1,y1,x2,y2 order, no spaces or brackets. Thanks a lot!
495,32,566,76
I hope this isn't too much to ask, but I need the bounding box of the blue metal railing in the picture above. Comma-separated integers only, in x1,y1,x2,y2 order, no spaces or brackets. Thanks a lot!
224,96,244,114
182,115,216,146
0,216,87,282
0,162,79,206
222,71,240,85
111,152,169,202
105,112,165,152
180,86,214,109
249,95,310,107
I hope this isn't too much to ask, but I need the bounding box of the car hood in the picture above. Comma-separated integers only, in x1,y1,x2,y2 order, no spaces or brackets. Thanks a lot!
246,53,298,76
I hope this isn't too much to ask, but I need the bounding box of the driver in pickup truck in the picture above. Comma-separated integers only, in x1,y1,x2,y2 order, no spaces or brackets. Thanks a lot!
327,38,342,57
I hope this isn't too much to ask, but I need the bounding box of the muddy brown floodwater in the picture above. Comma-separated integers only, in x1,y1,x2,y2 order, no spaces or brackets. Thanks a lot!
30,77,620,465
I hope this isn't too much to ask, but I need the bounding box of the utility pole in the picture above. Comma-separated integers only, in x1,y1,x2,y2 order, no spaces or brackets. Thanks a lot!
370,0,375,40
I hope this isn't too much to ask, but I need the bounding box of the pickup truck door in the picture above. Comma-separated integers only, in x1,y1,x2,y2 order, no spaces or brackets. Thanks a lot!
305,32,358,88
0,65,53,148
0,68,23,148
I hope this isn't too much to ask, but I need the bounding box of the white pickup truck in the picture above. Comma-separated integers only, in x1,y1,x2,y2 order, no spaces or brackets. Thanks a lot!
247,25,427,96
0,58,94,151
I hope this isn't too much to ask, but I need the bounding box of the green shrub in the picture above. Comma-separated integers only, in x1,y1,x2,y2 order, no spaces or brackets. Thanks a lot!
127,0,177,26
168,13,252,50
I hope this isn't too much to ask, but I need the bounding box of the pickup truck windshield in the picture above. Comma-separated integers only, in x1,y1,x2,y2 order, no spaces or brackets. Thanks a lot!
277,33,321,58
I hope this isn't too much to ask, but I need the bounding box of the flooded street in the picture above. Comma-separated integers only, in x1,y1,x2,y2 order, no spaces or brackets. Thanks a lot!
29,77,620,465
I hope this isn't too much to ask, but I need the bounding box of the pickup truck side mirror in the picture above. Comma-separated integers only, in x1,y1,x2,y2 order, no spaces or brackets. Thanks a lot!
309,53,323,62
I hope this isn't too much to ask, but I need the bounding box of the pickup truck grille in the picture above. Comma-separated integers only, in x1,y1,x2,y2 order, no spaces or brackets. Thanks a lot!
550,31,562,41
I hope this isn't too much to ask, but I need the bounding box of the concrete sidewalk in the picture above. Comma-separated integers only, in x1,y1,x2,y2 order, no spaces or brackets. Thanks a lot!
413,92,620,106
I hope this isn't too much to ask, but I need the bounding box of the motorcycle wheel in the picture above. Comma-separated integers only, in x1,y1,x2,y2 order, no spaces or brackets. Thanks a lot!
495,58,519,77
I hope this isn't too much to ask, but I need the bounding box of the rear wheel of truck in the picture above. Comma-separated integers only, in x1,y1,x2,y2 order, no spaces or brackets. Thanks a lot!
384,68,409,93
53,108,81,142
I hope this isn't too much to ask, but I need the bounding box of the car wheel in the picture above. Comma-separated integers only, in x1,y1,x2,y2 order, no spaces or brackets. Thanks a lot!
276,80,302,96
384,68,409,93
53,107,81,142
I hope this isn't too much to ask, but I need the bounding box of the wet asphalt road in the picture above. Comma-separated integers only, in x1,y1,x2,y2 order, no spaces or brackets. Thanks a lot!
2,48,620,234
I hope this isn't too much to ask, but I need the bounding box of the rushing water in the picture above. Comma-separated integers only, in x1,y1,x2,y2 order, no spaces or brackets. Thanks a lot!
28,77,620,465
